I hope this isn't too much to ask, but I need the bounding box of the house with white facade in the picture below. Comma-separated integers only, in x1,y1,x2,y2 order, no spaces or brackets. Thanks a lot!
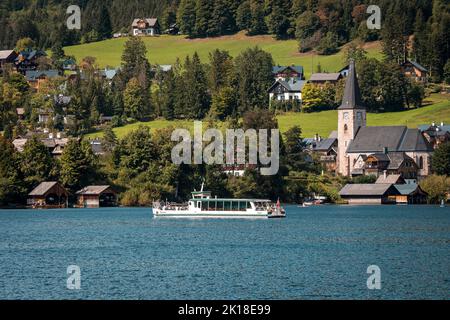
132,18,160,36
268,79,307,103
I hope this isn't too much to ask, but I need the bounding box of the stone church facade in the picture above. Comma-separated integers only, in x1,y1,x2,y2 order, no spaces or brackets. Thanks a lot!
336,60,433,179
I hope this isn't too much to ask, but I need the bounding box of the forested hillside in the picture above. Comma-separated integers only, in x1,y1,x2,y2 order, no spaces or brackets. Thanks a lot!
1,0,448,79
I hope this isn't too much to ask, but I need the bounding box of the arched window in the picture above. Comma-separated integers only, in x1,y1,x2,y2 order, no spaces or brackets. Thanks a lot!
344,124,348,132
419,156,424,169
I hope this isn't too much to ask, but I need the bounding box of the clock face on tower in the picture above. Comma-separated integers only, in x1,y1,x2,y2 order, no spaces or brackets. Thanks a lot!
343,112,349,120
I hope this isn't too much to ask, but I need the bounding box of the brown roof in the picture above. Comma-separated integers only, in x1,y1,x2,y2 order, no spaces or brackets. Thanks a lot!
309,73,342,82
76,186,113,195
339,184,399,196
132,18,158,28
376,174,404,184
29,182,59,196
0,50,15,60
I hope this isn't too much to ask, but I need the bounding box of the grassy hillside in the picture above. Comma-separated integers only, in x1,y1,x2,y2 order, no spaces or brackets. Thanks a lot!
86,94,450,140
65,33,383,78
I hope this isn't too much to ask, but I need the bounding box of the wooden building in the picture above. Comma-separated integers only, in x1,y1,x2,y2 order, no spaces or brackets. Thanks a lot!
28,182,68,209
401,60,428,83
131,18,160,36
339,184,400,205
0,50,17,71
393,184,428,204
76,186,117,208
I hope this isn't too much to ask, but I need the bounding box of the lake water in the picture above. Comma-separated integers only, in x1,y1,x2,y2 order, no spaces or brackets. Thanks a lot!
0,205,449,300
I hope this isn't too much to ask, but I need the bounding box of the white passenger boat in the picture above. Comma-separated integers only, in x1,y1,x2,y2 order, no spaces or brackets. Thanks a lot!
152,184,286,219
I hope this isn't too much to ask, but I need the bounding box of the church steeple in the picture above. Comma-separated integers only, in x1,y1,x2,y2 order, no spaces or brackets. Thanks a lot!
338,59,365,110
337,59,366,177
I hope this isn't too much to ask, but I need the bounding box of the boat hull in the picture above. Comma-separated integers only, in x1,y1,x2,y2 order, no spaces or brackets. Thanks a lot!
152,209,271,219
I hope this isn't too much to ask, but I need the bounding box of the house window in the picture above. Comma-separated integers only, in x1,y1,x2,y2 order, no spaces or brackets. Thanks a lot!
344,124,348,132
419,156,424,169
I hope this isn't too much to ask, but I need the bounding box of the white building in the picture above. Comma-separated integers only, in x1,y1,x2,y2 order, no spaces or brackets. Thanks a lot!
268,79,307,103
132,18,160,36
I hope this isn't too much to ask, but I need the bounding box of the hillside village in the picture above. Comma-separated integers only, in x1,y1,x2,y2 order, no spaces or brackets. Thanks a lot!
1,1,450,208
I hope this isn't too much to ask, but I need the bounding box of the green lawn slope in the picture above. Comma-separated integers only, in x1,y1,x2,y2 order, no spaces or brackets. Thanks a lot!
65,33,382,78
86,94,450,140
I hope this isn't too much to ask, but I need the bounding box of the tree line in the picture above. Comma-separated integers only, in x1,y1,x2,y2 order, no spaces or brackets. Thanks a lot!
1,0,448,80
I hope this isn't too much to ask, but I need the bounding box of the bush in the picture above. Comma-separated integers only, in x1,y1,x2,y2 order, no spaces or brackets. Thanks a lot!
420,175,450,204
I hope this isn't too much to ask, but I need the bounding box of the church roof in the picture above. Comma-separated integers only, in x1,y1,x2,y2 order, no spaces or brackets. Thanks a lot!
338,59,365,110
347,126,433,154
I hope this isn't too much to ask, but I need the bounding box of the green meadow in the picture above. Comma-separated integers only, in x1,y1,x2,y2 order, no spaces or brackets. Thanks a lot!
86,94,450,140
65,33,383,78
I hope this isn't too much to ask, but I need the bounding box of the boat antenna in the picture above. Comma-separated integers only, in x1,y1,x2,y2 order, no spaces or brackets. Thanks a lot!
200,179,205,192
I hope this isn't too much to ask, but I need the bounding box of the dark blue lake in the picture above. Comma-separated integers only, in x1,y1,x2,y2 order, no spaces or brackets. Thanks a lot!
0,205,449,300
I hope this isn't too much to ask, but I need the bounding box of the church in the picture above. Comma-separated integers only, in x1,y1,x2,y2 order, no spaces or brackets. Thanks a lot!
336,60,433,180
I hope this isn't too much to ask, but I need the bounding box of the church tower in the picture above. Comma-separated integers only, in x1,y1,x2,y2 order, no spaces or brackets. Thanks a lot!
337,59,366,176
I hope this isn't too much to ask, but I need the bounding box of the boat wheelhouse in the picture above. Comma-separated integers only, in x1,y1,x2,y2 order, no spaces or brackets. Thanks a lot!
152,185,285,219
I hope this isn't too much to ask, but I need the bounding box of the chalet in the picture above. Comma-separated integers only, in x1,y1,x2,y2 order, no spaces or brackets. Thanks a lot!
12,134,69,157
28,182,68,209
75,186,117,208
26,70,59,91
0,50,18,70
62,57,77,71
15,50,46,74
268,79,307,103
394,184,428,204
339,183,400,205
132,18,160,36
401,60,428,83
306,135,338,172
353,152,419,181
272,65,304,81
309,73,342,86
419,122,450,149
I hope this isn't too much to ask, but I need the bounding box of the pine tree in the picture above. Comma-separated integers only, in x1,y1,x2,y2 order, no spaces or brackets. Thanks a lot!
60,139,98,193
194,0,213,37
20,136,56,189
177,0,197,37
124,78,150,120
234,47,274,114
96,5,112,40
183,53,210,118
266,0,290,39
208,49,234,94
160,69,176,120
236,1,252,31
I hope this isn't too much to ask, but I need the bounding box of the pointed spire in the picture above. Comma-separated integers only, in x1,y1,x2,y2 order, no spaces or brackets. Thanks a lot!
338,59,365,110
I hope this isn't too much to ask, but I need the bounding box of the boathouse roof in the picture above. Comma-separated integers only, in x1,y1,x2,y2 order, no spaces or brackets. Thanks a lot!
76,185,114,195
339,184,400,197
29,182,65,196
